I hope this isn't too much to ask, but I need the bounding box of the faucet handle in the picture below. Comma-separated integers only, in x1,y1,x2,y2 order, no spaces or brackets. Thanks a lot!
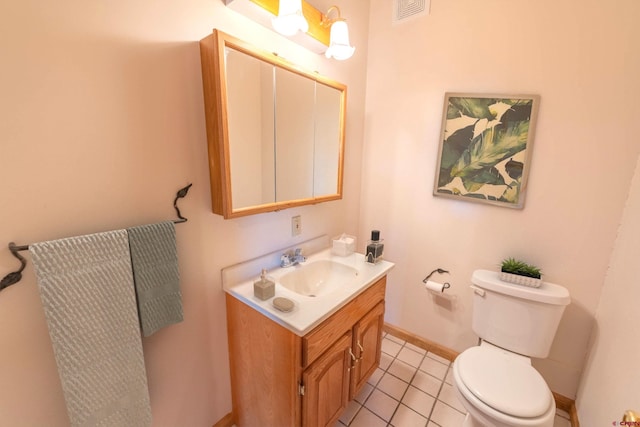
280,253,292,267
293,248,306,263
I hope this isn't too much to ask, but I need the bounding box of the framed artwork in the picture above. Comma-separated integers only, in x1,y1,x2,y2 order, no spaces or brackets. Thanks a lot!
433,93,540,209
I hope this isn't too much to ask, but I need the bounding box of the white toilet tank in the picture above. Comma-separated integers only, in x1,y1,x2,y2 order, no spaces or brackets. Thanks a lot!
470,270,570,358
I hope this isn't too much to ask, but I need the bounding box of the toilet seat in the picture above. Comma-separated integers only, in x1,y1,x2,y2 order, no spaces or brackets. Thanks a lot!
456,345,552,418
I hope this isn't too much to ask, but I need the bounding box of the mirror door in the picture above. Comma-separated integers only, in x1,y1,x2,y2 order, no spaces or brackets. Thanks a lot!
199,29,347,219
225,47,275,210
274,67,315,202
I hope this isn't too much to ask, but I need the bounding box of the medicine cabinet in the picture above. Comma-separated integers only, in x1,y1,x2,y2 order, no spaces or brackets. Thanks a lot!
199,29,347,219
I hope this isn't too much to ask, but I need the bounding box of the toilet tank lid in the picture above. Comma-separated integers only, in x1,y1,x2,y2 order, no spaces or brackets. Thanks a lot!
472,270,571,305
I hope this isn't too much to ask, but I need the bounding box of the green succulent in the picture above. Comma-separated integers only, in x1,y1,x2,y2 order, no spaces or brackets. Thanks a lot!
501,257,541,279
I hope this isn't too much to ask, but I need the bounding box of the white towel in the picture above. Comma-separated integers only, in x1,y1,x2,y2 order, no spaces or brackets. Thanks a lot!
29,231,152,427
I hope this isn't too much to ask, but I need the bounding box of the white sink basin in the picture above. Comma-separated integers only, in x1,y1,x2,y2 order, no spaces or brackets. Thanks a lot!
223,247,394,335
279,260,359,297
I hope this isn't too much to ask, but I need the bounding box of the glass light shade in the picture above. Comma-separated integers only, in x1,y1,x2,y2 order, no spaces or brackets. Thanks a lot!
272,0,309,36
325,20,355,60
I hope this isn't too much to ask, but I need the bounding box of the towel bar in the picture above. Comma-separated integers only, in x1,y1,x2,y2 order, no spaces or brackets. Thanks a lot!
0,183,192,291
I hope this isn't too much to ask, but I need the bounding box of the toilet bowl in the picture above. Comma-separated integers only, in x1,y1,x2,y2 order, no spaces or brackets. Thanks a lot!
452,343,555,427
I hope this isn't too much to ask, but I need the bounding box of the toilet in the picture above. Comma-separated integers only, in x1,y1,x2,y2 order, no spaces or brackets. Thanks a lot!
452,270,570,427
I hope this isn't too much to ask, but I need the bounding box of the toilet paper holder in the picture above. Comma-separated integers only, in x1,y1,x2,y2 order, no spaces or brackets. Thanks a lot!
422,268,451,290
422,268,449,282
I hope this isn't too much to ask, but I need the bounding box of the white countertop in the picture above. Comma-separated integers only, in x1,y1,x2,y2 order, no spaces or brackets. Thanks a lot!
224,248,395,336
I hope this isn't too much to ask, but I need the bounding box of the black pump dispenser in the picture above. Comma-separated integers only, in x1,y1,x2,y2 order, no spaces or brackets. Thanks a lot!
366,230,384,264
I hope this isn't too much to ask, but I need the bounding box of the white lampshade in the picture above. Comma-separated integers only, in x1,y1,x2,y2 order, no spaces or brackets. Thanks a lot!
272,0,309,36
325,20,355,60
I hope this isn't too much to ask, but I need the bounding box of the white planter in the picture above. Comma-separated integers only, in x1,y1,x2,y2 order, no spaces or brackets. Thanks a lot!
500,272,542,288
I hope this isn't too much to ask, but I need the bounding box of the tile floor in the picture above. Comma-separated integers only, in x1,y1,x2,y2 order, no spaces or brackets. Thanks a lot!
335,332,573,427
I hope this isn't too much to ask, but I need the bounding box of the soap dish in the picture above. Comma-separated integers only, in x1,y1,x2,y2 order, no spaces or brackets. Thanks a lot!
272,297,295,312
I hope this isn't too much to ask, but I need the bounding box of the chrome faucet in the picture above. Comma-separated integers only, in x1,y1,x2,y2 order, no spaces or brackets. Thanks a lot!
280,248,306,267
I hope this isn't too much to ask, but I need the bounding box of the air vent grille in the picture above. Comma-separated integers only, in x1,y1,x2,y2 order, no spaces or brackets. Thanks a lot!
394,0,429,22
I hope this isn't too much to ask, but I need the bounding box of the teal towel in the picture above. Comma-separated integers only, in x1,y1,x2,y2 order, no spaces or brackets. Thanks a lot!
127,221,183,337
30,231,152,427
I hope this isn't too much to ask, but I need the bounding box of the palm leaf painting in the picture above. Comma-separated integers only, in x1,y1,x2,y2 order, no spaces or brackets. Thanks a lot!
433,93,539,209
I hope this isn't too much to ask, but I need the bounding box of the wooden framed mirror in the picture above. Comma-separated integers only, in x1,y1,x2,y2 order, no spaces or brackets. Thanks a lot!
199,29,347,219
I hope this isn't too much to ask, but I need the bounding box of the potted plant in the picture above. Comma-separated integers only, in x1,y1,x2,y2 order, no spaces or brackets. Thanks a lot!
500,257,542,288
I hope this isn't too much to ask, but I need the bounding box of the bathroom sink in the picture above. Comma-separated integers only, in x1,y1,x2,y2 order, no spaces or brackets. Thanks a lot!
278,260,359,297
222,246,395,335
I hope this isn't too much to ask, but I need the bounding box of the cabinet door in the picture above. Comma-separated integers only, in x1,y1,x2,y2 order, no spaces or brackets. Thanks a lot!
302,331,353,427
350,302,385,399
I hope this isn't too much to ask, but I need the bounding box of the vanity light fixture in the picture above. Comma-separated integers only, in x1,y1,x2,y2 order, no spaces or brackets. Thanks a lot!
321,6,355,60
272,0,309,36
224,0,354,59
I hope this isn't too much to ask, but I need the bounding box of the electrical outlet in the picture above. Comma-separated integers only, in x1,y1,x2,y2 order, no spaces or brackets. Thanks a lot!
291,215,302,236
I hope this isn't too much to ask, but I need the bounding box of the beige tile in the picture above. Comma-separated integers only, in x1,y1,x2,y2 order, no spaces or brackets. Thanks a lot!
344,331,585,427
367,367,384,387
354,382,374,404
411,370,442,397
397,346,425,368
349,407,387,427
388,358,417,383
377,372,409,400
401,385,436,418
405,341,427,355
426,351,451,366
437,383,465,413
444,368,453,385
419,356,448,380
364,389,400,422
379,352,394,370
429,401,465,426
556,408,571,420
390,404,429,427
339,399,362,425
553,414,572,427
382,338,403,357
386,334,406,345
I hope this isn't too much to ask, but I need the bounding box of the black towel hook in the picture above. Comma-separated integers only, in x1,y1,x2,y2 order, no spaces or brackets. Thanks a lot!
0,183,193,291
0,243,28,291
173,183,192,223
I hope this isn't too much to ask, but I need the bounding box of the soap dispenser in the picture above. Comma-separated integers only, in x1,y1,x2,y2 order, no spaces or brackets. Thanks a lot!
254,269,275,300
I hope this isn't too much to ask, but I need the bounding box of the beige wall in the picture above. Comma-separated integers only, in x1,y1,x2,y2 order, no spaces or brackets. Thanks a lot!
360,0,640,398
0,0,369,425
576,155,640,423
2,0,639,424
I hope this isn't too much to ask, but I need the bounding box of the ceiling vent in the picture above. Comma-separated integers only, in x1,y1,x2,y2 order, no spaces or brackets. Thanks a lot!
393,0,430,22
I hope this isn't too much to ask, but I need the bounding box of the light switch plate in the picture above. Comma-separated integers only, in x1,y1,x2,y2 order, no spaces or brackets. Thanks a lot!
291,215,302,236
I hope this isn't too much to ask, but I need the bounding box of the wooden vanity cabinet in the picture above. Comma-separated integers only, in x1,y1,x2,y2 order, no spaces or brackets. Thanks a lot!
350,301,385,397
226,276,386,427
301,331,352,427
